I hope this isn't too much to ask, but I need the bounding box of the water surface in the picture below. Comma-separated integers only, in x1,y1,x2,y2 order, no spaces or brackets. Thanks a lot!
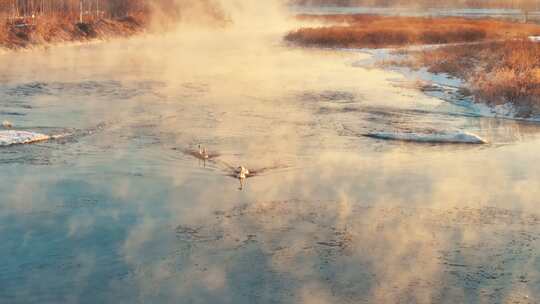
1,23,540,304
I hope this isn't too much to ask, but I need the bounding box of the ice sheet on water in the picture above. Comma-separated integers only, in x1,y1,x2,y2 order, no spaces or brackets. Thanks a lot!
364,130,487,144
0,130,51,147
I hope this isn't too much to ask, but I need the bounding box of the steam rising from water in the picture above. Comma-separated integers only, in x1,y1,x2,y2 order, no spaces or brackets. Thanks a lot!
1,2,540,303
148,0,292,31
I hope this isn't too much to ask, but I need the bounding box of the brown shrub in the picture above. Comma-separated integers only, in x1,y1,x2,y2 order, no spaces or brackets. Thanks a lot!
287,15,540,49
0,14,145,49
0,22,7,45
285,27,414,48
419,28,486,44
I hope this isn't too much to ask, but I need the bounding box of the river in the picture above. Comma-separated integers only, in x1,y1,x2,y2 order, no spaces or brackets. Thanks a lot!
1,15,540,303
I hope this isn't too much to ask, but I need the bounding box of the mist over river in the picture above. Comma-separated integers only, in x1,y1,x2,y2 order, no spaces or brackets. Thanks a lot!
2,9,540,303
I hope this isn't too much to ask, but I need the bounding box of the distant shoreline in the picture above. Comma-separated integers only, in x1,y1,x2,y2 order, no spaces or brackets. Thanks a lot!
290,5,540,21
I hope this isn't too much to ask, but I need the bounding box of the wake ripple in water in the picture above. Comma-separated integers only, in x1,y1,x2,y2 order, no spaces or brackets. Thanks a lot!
0,80,165,100
297,90,360,104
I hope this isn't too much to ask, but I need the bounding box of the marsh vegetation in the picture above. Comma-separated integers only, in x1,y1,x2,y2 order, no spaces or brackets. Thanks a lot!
286,14,540,117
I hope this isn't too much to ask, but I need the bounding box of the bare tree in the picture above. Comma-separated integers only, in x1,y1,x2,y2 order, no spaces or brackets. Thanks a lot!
1,0,150,20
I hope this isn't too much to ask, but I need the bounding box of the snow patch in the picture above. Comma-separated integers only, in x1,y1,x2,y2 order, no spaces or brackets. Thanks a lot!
364,130,487,144
0,130,51,146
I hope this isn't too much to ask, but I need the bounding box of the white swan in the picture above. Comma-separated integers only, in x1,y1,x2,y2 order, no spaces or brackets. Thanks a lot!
236,166,250,179
2,120,13,129
198,144,209,160
235,165,250,190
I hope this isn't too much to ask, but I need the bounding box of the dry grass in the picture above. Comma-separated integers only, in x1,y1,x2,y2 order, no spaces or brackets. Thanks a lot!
0,22,7,45
409,40,540,116
0,14,145,49
286,15,540,48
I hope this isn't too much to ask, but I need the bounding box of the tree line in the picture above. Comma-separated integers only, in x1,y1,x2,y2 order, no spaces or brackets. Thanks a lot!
0,0,154,19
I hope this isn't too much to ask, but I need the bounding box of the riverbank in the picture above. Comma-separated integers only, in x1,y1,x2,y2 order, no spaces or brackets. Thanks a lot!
0,15,145,49
400,40,540,118
285,14,540,48
286,14,540,118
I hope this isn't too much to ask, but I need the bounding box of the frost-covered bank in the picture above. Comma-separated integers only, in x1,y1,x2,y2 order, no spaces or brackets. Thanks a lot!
403,40,540,119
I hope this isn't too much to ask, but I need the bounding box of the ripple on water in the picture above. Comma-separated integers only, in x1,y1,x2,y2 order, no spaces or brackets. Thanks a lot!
169,200,540,303
297,90,361,104
0,80,166,101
